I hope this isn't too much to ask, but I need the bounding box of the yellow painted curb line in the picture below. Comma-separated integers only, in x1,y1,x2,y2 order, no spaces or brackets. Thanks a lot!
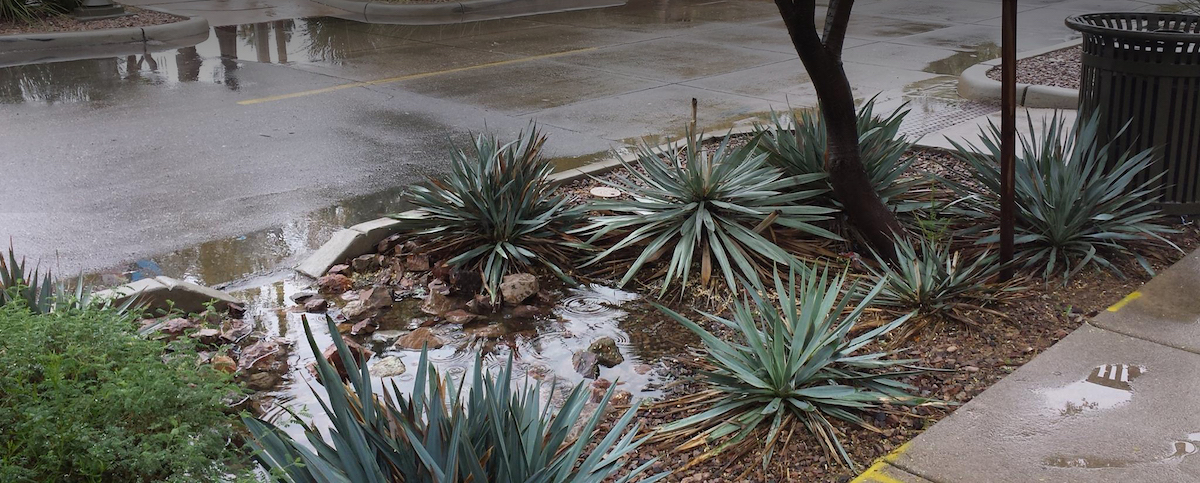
1107,291,1142,312
237,46,599,105
851,442,913,483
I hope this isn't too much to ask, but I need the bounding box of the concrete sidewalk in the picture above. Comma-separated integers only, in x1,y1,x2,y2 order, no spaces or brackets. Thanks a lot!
854,249,1200,483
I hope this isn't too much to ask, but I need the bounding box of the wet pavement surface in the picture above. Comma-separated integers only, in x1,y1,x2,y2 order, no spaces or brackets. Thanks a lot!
0,0,1174,285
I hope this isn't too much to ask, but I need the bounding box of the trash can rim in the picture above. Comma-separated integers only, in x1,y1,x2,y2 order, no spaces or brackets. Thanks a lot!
1066,12,1200,43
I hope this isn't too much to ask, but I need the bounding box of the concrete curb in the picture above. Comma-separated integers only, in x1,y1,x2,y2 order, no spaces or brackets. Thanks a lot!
957,39,1081,109
315,0,625,25
93,275,241,315
295,125,761,279
0,15,209,67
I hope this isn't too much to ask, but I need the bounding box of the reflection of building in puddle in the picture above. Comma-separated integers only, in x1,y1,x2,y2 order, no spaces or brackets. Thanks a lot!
1044,432,1200,469
1041,364,1145,416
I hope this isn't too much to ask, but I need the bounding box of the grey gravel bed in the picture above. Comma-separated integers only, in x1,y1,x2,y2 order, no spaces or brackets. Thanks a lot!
986,46,1081,91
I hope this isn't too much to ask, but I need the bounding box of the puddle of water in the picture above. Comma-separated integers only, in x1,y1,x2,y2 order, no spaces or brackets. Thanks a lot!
233,280,676,440
1040,364,1145,416
923,42,1001,76
1044,432,1200,469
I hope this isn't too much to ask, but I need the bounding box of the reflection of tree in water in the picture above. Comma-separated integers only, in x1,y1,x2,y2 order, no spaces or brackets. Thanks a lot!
214,25,241,90
0,58,123,104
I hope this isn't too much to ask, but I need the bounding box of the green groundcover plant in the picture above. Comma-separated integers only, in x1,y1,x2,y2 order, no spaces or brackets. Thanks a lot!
243,316,667,483
0,297,252,482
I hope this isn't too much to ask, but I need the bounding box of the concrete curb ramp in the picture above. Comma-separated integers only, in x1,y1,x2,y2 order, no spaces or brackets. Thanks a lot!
958,39,1080,110
295,124,761,279
93,275,241,315
0,15,209,68
852,248,1200,482
316,0,625,25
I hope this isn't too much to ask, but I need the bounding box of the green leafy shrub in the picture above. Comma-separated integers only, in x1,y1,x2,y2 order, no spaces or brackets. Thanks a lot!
652,268,935,469
865,236,1022,331
948,113,1177,280
578,131,838,295
0,299,250,482
753,97,919,211
243,316,667,483
390,126,584,301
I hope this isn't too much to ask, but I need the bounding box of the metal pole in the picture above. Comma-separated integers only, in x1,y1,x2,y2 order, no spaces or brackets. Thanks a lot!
1000,0,1017,281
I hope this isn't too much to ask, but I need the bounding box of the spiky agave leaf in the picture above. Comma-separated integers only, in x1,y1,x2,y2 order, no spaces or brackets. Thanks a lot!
390,125,585,302
242,315,667,483
752,96,921,211
577,129,839,295
864,236,1025,333
651,267,937,470
0,245,135,314
947,112,1178,281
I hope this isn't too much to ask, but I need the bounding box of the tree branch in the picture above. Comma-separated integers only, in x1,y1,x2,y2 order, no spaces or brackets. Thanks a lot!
823,0,854,57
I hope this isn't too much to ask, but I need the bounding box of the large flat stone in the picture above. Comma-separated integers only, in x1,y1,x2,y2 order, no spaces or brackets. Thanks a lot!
893,325,1200,483
296,228,371,279
93,276,239,314
1091,249,1200,356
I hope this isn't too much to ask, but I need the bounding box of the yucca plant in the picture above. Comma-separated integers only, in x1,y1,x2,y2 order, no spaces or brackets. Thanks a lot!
947,112,1178,280
0,245,131,314
864,237,1024,336
243,315,667,483
651,268,936,470
0,0,57,23
577,130,839,295
753,97,920,211
390,126,585,301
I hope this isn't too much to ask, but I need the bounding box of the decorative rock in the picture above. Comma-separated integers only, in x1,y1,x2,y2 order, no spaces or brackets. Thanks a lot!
588,337,624,367
212,355,237,374
369,356,407,378
342,300,368,319
304,297,329,312
444,309,479,324
590,378,613,403
189,328,221,345
327,264,350,275
221,319,253,343
377,234,402,254
406,253,430,271
317,338,375,381
947,345,959,353
500,273,539,305
633,364,653,375
572,350,599,379
421,280,459,315
394,327,445,350
317,274,353,294
510,305,543,319
238,339,285,373
340,291,360,301
466,294,494,314
360,287,393,310
466,323,508,339
245,372,281,391
351,319,377,336
290,291,317,303
161,317,197,337
352,254,379,272
371,330,405,343
611,390,633,407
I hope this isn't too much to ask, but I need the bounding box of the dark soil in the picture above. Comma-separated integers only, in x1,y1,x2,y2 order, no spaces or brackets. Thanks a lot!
0,7,184,36
986,46,1082,91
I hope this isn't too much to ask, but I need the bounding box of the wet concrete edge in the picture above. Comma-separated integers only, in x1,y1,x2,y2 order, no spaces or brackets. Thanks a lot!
957,38,1080,109
93,275,241,314
315,0,626,25
294,124,760,279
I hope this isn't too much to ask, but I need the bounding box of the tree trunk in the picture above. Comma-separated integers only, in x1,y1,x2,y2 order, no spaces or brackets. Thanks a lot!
774,0,902,260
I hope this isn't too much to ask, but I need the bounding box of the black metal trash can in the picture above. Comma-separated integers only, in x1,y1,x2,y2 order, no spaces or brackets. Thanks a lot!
1067,12,1200,215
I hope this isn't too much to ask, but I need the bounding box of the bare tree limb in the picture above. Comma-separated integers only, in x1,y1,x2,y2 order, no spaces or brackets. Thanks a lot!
823,0,854,57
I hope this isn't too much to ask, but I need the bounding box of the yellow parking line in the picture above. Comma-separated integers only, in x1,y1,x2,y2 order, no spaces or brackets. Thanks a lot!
1107,291,1143,312
237,46,599,106
851,442,914,483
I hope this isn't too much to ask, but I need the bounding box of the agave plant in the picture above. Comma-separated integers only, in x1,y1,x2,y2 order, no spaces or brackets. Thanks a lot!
753,97,920,211
0,245,131,314
243,315,666,483
577,131,839,295
864,236,1023,335
390,126,585,301
652,268,936,470
948,112,1178,280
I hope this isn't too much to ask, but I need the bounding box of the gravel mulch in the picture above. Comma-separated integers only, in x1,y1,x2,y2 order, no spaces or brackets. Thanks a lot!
0,7,185,36
986,45,1082,91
